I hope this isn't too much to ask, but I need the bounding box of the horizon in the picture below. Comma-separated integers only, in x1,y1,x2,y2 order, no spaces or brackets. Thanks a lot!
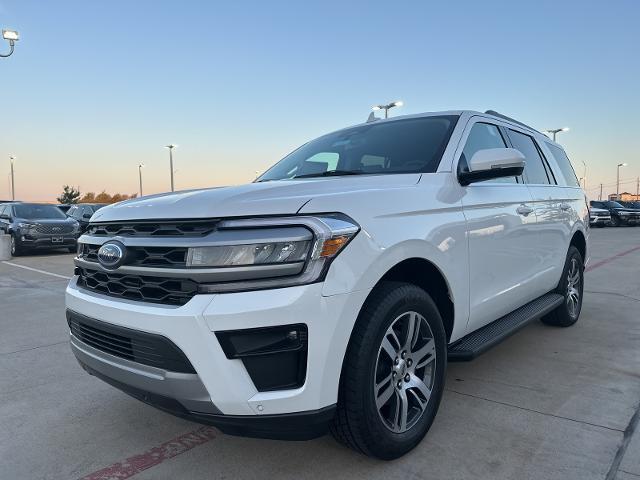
1,0,639,202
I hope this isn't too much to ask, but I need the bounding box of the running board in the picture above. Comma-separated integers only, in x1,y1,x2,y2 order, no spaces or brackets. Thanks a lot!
448,293,564,361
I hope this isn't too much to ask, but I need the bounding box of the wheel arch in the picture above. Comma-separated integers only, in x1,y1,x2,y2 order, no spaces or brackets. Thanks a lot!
359,257,455,343
570,229,587,262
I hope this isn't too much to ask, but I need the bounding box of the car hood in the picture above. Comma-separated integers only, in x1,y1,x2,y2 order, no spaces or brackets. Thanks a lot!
91,174,422,222
613,208,640,213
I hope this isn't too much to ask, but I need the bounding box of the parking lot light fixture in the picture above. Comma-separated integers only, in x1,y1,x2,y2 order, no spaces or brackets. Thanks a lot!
372,101,404,119
1,29,19,58
9,155,16,200
138,163,145,197
544,127,569,142
617,163,628,200
165,144,177,192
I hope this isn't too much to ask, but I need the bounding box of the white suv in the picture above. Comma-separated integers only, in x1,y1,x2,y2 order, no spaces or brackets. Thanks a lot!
66,110,588,459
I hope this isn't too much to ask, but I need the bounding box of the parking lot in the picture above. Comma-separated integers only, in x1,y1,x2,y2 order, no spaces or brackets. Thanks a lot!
0,228,638,480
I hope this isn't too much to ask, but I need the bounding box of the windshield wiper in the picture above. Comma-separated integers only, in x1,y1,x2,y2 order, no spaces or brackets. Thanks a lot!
293,170,364,179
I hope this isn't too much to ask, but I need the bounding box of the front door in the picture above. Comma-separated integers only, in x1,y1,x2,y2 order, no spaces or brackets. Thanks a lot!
457,119,540,332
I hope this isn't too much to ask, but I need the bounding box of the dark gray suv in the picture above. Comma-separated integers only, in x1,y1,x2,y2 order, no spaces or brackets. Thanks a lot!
0,203,81,255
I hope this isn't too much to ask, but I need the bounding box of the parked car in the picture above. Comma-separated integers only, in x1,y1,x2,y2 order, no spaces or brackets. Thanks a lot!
589,200,640,227
57,204,72,214
619,201,640,210
589,206,611,227
66,110,588,459
66,204,106,233
0,202,81,255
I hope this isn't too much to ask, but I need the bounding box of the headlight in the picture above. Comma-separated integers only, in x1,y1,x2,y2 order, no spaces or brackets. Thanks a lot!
619,211,631,215
188,240,311,267
195,214,359,293
17,222,35,230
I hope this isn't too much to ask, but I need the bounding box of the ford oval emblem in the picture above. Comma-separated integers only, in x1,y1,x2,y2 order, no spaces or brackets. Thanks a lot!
97,241,125,269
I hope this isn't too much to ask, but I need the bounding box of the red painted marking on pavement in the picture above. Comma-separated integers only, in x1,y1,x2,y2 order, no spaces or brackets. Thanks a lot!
586,245,640,272
78,426,217,480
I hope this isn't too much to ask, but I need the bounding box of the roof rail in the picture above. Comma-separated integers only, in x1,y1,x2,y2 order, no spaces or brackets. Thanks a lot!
484,110,541,134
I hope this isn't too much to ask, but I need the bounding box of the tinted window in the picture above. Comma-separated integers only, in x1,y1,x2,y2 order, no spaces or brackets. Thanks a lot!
461,122,515,184
546,143,580,187
0,206,6,216
14,204,67,219
258,116,459,181
508,130,549,185
605,201,624,209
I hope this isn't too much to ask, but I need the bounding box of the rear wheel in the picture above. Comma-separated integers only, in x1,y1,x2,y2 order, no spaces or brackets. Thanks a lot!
330,282,447,459
541,246,584,327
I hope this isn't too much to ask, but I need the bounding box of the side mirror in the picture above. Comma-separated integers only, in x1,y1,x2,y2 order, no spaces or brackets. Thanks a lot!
82,213,92,219
458,148,525,186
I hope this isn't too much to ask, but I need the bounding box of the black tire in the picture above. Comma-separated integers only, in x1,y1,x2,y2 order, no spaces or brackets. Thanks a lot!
610,216,621,227
541,246,584,327
10,233,23,256
330,281,447,460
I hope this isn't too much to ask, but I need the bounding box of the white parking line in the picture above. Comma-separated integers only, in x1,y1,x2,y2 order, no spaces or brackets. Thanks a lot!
1,261,72,280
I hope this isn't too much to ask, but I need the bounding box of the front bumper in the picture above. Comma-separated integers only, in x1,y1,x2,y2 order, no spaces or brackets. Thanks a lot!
589,215,611,225
17,232,78,249
65,277,370,436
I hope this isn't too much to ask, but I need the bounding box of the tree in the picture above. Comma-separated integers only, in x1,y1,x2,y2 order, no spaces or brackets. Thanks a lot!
80,192,96,203
94,191,112,203
57,185,81,204
78,191,138,204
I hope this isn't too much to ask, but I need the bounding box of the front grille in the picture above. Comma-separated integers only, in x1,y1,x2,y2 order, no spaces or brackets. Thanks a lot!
87,220,218,237
76,267,198,306
67,310,196,373
82,244,187,268
35,223,74,234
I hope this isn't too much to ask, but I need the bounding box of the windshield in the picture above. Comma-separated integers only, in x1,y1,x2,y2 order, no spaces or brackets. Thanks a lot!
606,201,625,208
14,204,67,219
257,115,458,181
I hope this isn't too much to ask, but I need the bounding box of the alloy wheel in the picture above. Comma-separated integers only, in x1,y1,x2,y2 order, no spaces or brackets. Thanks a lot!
566,258,581,318
374,311,436,433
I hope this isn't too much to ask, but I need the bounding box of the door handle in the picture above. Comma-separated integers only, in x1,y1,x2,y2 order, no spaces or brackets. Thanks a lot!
516,204,534,216
560,203,571,211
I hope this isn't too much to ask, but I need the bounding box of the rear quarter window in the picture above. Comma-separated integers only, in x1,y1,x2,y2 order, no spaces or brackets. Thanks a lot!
546,142,580,187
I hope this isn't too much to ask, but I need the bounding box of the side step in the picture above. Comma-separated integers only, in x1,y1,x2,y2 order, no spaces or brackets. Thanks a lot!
448,293,564,361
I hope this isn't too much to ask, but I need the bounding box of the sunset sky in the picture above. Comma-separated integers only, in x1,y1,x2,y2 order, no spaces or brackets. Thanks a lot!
0,0,638,202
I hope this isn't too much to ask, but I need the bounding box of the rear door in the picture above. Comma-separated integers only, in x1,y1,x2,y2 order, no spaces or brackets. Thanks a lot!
542,140,589,253
505,128,569,294
458,118,539,332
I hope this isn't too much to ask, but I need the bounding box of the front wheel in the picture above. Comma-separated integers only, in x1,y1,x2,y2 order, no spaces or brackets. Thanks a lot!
541,246,584,327
330,282,447,459
10,234,23,256
610,216,621,227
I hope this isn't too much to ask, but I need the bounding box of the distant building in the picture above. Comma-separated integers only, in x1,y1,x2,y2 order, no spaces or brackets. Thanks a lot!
608,192,640,201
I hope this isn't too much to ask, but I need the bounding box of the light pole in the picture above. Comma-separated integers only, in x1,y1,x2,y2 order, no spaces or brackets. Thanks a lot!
372,101,403,119
0,29,19,58
138,163,145,197
9,155,16,200
616,162,627,200
165,144,177,192
544,127,569,142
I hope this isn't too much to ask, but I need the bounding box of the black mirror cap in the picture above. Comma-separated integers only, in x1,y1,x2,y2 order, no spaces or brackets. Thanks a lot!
458,165,524,186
